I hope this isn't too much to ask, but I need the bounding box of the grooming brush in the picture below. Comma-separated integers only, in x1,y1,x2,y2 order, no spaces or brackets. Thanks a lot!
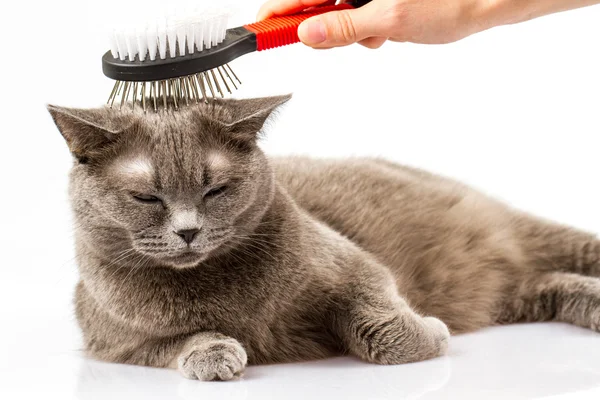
103,0,372,111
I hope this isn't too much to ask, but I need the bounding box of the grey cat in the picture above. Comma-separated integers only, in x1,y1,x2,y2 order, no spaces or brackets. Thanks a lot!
47,96,600,381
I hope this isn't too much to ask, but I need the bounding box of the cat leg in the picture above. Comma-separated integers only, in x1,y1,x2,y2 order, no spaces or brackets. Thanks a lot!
92,331,247,381
78,285,247,381
498,272,600,331
332,270,450,364
514,215,600,276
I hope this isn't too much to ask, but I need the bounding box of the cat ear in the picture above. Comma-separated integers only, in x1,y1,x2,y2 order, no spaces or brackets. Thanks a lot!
222,94,292,141
47,105,131,163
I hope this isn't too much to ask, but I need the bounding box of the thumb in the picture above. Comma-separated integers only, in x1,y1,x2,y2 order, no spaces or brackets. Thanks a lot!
298,7,377,48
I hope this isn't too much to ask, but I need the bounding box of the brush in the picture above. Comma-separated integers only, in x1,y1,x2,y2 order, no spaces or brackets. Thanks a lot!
103,0,372,111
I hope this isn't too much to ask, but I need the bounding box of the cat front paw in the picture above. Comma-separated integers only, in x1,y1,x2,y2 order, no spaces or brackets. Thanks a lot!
423,316,450,356
177,338,247,381
362,315,450,365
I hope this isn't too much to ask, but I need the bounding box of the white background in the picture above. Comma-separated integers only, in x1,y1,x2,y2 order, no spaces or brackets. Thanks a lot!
1,0,599,399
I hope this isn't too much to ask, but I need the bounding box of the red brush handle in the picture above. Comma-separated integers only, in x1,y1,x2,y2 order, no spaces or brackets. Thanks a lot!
244,4,355,51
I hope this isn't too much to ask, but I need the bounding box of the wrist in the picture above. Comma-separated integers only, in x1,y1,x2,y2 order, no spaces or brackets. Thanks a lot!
467,0,513,34
471,0,537,31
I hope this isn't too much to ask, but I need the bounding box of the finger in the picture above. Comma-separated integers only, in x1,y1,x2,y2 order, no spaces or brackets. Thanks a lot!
257,0,336,21
298,5,381,48
358,36,387,49
303,0,339,13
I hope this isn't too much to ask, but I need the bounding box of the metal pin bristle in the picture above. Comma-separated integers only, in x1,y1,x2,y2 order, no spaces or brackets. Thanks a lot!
161,81,167,110
141,83,147,113
196,74,208,103
152,82,158,112
119,82,129,110
217,67,232,94
132,82,138,111
225,64,241,84
204,72,216,98
188,76,199,103
183,78,191,105
210,69,224,98
170,79,178,110
106,64,241,112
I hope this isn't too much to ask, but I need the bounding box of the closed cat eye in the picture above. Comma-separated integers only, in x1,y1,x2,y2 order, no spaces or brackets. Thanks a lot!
132,193,162,204
204,185,228,199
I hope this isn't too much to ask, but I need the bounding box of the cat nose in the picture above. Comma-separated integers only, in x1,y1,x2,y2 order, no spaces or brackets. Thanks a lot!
175,228,199,244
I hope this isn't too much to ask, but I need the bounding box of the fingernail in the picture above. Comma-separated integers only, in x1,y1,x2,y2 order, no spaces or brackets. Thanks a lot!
298,19,326,45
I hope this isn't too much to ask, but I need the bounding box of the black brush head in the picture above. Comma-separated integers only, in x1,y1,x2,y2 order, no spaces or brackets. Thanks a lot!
102,27,257,82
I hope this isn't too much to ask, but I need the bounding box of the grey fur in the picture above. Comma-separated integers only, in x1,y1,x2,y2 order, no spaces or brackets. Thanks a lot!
47,97,600,381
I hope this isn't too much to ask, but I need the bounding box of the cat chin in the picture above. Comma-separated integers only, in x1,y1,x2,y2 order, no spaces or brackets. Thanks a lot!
152,251,209,269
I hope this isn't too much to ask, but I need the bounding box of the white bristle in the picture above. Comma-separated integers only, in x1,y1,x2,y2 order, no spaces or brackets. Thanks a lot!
136,26,148,62
186,19,196,55
219,16,228,42
124,28,138,62
157,18,168,60
108,0,235,62
147,25,158,61
109,34,119,58
204,15,213,50
115,31,128,61
175,22,187,56
167,24,177,58
194,22,204,52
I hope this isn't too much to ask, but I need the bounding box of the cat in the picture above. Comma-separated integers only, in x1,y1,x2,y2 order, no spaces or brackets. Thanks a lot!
47,95,600,381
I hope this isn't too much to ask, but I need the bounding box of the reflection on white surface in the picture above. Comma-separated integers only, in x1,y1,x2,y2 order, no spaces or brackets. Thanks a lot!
2,317,599,400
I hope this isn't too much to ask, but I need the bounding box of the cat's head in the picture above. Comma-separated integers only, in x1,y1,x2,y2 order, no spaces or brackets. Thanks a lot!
48,96,291,268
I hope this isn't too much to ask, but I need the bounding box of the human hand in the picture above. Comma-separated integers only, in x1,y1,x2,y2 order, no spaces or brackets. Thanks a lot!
257,0,600,49
257,0,492,49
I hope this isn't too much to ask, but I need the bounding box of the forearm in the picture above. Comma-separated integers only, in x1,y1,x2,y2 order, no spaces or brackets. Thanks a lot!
480,0,600,29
